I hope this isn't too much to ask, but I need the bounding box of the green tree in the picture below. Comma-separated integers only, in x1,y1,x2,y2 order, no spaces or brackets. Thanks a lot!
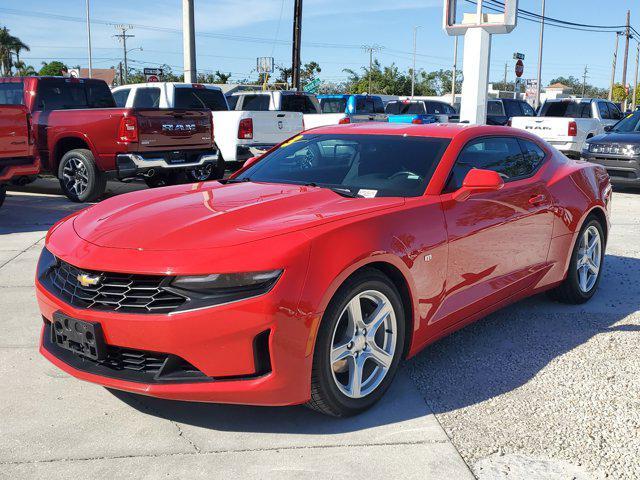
548,75,607,98
611,83,627,103
13,60,36,76
0,27,30,76
39,61,68,76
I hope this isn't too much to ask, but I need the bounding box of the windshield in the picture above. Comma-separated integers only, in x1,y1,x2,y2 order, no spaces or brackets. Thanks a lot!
612,111,640,132
235,134,450,198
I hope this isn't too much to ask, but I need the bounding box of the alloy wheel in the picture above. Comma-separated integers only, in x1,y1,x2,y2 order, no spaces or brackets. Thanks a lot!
191,163,213,182
577,225,602,293
330,290,397,399
61,158,89,197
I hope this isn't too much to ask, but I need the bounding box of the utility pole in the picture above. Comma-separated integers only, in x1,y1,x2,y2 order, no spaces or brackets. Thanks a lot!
609,32,621,101
622,10,631,110
451,35,458,104
581,65,588,97
535,0,545,109
633,42,640,110
503,62,508,89
362,45,383,94
85,0,93,78
113,25,134,84
411,26,420,97
182,0,197,83
291,0,303,91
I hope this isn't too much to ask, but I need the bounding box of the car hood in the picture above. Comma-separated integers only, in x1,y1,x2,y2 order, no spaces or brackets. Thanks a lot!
72,181,403,251
588,132,640,144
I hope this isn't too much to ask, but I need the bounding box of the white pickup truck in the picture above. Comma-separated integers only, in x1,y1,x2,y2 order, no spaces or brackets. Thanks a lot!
227,91,388,129
510,98,624,158
111,83,303,177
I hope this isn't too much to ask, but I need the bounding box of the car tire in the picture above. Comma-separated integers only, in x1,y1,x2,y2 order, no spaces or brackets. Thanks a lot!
58,149,106,203
548,216,605,304
144,171,185,188
0,184,6,208
306,268,406,417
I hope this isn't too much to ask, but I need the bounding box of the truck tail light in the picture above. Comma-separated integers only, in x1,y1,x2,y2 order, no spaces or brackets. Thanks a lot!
411,117,423,124
568,121,578,137
209,113,215,145
118,116,139,143
338,116,351,125
238,118,253,139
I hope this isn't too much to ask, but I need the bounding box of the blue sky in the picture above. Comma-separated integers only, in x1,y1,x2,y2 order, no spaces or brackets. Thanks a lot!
1,0,638,88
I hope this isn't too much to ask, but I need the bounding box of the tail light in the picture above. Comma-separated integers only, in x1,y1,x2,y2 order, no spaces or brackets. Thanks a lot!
118,116,139,143
568,121,578,137
411,117,423,124
338,116,351,125
238,118,253,139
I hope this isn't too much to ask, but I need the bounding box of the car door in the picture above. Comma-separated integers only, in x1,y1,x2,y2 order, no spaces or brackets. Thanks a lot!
0,104,31,160
432,136,554,328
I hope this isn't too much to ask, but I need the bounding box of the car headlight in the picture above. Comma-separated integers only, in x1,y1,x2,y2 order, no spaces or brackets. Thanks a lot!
168,270,283,310
36,247,58,280
624,144,640,156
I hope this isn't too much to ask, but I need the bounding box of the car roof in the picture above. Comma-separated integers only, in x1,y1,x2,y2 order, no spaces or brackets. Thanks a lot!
306,122,515,139
113,82,222,91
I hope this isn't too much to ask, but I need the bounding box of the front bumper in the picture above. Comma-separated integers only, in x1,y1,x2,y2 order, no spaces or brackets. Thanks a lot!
36,275,316,406
116,150,219,179
581,151,640,186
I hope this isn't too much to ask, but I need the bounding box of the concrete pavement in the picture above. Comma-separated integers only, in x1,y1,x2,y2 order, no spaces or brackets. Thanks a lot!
0,182,474,480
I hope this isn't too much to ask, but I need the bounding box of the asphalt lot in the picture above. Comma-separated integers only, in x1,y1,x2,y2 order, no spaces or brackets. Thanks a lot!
1,178,638,479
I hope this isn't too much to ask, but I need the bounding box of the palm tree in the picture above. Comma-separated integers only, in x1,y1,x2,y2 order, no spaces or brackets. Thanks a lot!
13,60,36,77
0,27,30,76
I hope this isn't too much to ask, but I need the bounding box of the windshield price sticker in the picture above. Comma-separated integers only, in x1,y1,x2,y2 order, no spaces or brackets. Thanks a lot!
358,189,378,198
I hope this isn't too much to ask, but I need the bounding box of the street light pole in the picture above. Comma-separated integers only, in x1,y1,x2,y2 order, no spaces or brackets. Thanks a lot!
411,26,420,97
85,0,93,78
182,0,197,83
535,0,545,109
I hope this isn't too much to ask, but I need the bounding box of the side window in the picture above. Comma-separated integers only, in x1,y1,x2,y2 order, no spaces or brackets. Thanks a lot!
384,101,400,115
132,88,161,108
241,94,270,111
86,82,115,108
226,95,239,110
608,102,623,120
112,89,130,107
517,139,547,175
597,101,610,120
372,97,385,114
521,101,536,116
580,102,593,118
504,101,523,118
445,137,527,192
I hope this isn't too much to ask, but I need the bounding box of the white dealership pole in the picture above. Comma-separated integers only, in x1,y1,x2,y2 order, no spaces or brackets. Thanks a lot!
85,0,93,78
411,26,420,97
443,0,519,124
535,0,545,109
183,0,197,83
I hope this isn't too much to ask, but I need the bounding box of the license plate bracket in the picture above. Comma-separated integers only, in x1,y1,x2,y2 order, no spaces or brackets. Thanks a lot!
51,312,106,361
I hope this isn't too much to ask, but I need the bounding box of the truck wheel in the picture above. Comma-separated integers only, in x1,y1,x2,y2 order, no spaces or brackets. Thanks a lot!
58,149,106,203
0,184,6,208
186,160,225,183
144,171,184,188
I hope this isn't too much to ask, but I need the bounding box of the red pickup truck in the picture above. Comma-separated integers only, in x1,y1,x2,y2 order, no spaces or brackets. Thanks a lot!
0,104,39,208
0,77,217,202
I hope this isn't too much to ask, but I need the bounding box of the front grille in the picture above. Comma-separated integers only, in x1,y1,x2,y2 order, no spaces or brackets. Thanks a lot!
589,144,629,155
607,169,637,179
46,260,188,314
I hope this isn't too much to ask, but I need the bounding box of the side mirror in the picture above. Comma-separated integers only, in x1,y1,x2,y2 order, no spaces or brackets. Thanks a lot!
243,156,260,169
452,169,504,202
604,125,613,132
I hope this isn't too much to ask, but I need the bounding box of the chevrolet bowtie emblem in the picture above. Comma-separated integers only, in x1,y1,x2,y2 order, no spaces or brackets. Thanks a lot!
77,273,102,287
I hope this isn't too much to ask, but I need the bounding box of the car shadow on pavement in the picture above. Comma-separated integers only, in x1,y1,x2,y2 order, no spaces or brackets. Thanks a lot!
407,253,640,415
109,366,429,433
110,254,639,430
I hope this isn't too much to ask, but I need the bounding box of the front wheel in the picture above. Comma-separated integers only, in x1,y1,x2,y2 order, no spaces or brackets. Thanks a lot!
58,149,106,202
307,269,405,417
548,217,605,304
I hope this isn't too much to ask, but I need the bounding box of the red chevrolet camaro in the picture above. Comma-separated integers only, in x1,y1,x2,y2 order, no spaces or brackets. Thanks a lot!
36,123,611,417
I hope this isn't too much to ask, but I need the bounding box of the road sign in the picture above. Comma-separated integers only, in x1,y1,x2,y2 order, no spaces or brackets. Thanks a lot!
143,67,163,82
515,59,524,78
303,78,321,93
525,78,538,102
513,52,525,60
257,57,274,74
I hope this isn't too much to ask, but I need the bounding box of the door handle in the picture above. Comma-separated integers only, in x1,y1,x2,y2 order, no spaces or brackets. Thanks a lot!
529,194,547,206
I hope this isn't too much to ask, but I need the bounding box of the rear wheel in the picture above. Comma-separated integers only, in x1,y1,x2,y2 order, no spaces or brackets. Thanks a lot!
307,269,405,417
58,149,106,202
548,217,605,304
186,160,225,183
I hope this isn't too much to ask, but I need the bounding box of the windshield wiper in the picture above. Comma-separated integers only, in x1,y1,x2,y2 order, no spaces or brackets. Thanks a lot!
303,183,362,198
221,177,251,184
